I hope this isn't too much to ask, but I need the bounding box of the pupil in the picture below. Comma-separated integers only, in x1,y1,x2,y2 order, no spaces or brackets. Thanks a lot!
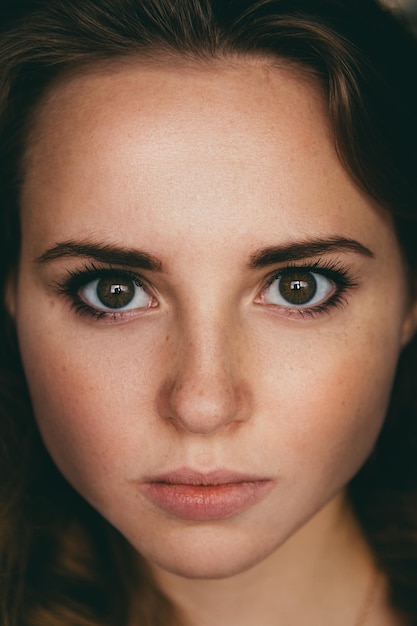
279,271,317,305
97,278,135,309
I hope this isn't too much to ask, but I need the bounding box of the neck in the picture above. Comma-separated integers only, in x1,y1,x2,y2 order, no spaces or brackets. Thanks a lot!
149,494,382,626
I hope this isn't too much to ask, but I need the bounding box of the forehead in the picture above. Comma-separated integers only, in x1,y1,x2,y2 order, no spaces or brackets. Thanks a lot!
27,55,322,132
19,57,389,255
24,57,327,170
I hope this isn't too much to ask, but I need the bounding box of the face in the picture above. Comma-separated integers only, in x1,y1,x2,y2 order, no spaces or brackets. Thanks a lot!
11,59,416,580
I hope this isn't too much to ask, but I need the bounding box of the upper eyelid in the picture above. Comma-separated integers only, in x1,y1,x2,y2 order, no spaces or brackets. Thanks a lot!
57,265,155,316
54,260,356,322
263,260,354,283
61,264,146,285
257,260,358,310
56,258,355,294
54,265,152,302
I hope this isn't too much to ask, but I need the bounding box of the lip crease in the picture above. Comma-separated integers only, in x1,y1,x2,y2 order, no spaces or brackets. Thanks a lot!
139,468,273,521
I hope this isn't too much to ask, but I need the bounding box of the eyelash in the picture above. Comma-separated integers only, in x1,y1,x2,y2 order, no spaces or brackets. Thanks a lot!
56,258,358,322
57,262,153,321
261,259,359,319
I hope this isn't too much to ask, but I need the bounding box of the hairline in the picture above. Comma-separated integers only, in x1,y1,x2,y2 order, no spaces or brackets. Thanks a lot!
20,50,325,184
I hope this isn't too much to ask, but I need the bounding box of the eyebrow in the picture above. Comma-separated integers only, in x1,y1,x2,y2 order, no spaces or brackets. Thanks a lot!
36,236,374,272
36,240,163,271
249,237,374,268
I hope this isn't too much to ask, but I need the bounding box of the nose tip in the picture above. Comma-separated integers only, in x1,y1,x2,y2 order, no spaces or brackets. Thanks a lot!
157,346,251,435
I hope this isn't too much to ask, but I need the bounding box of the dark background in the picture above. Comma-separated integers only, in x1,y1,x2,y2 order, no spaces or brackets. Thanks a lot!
384,0,417,31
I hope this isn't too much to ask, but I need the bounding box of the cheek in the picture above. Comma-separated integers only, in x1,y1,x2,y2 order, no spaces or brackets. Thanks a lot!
252,317,401,494
15,314,168,510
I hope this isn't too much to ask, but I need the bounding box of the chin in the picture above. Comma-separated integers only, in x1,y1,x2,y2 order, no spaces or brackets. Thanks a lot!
151,552,268,580
134,526,280,580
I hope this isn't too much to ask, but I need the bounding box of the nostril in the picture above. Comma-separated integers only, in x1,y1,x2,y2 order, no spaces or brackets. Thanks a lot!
156,372,251,435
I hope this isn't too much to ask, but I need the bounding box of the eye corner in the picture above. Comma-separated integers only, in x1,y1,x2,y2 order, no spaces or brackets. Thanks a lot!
256,262,356,319
56,265,158,322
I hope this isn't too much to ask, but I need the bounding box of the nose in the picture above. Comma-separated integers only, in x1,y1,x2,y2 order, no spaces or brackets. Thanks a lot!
158,320,251,435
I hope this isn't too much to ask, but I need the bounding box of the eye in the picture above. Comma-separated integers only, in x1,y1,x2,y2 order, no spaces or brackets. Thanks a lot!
79,275,153,312
263,269,335,308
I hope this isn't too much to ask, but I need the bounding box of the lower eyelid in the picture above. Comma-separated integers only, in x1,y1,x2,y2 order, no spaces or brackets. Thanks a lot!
74,301,146,320
57,262,357,322
254,293,349,323
256,265,358,318
55,267,157,320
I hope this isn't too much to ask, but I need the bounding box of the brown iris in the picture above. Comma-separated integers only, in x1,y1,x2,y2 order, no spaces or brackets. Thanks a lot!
279,271,317,305
96,278,135,309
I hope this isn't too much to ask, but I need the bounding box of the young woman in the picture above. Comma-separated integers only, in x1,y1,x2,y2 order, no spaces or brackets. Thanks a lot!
1,1,417,625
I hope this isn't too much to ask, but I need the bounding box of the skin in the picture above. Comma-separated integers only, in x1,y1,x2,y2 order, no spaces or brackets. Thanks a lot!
9,59,417,624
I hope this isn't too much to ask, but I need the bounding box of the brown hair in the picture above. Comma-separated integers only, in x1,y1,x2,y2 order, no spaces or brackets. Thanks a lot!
1,1,417,624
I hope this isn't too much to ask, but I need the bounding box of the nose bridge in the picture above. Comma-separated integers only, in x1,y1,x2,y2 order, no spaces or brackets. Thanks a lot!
159,301,250,435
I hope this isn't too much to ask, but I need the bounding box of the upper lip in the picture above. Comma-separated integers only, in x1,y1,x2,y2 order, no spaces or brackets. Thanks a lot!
143,468,270,486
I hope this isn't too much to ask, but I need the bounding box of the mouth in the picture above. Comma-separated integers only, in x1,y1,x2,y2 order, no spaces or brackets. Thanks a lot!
139,469,273,521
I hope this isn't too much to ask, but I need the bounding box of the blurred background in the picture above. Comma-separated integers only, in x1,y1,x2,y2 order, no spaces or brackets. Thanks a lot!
384,0,417,31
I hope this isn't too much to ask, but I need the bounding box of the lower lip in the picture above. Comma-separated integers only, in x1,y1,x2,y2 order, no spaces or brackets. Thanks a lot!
140,480,272,521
